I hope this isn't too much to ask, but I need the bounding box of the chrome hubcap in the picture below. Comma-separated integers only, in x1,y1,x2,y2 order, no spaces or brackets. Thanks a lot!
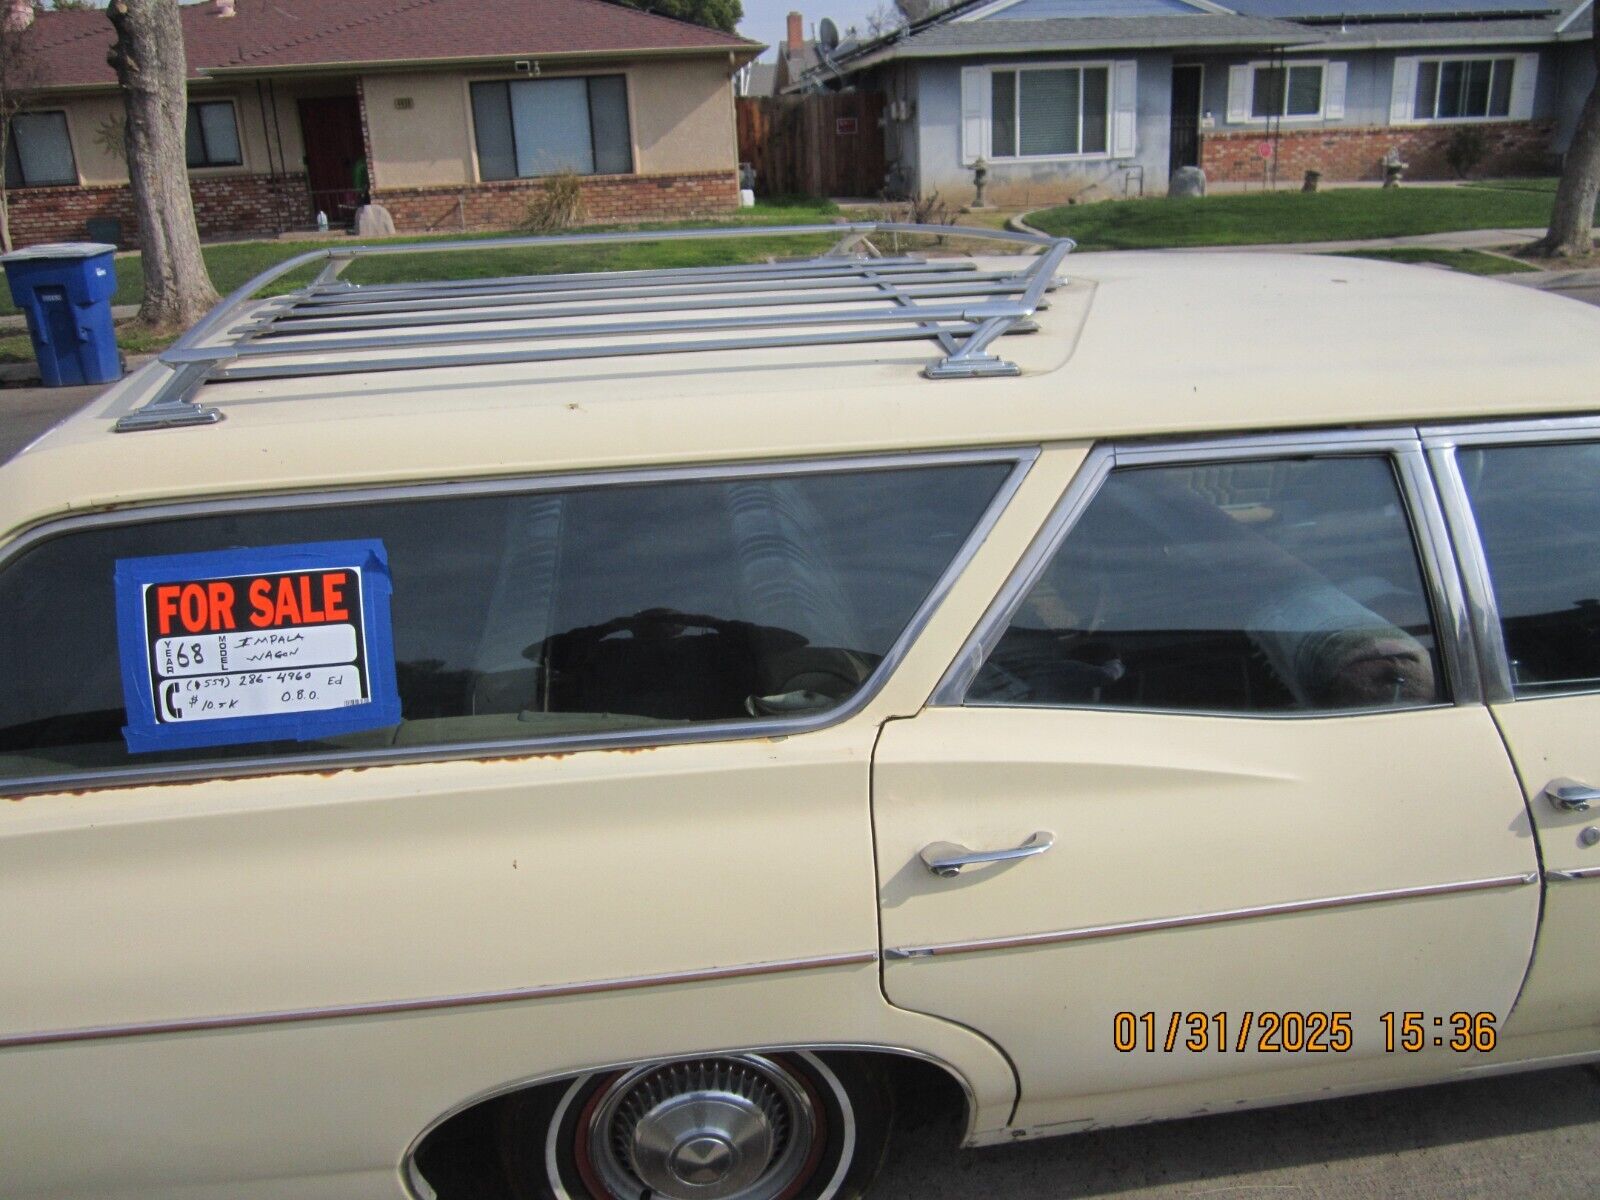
587,1056,816,1200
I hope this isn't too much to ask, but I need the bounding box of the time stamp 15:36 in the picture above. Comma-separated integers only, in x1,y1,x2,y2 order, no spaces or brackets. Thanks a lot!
1112,1011,1500,1055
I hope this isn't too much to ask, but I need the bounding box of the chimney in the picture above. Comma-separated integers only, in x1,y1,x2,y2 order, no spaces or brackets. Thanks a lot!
214,0,236,15
3,0,33,33
786,11,803,54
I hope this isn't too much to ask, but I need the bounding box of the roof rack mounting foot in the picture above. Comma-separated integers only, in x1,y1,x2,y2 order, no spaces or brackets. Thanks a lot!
922,355,1022,380
113,403,225,433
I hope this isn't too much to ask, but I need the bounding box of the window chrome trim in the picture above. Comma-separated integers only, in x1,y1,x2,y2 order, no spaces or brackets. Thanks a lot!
1425,443,1515,704
884,872,1537,960
0,448,1036,799
933,428,1473,713
931,444,1113,705
1423,416,1600,705
1396,446,1482,705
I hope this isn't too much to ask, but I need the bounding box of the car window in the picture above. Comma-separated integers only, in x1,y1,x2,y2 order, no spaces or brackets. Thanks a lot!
967,456,1445,714
1458,441,1600,697
0,461,1011,782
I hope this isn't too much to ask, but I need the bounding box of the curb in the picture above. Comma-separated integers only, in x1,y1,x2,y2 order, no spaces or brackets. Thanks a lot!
0,352,155,388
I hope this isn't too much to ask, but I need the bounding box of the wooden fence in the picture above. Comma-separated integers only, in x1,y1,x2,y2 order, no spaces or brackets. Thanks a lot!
736,94,887,199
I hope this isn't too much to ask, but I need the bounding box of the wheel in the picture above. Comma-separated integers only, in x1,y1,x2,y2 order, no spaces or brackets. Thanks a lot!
497,1052,892,1200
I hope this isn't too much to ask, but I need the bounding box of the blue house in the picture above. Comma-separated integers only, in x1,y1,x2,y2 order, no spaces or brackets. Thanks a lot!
803,0,1594,203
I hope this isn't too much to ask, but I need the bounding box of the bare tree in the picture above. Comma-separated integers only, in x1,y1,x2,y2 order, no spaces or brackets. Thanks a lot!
106,0,218,329
863,1,905,36
893,0,949,25
0,3,43,254
1536,17,1600,257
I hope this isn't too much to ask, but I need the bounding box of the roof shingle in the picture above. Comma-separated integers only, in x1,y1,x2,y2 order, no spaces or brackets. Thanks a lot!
24,0,757,89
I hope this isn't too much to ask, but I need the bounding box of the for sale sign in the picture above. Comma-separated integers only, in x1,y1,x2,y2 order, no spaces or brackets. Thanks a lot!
114,540,401,754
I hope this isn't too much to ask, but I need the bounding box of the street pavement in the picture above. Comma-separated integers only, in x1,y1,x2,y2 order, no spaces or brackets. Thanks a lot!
7,259,1600,1200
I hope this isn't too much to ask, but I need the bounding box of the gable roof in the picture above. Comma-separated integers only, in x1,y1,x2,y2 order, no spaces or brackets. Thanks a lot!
22,0,758,90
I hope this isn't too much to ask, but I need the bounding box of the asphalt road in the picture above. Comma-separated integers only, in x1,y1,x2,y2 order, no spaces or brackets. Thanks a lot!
876,1066,1600,1199
7,282,1600,1200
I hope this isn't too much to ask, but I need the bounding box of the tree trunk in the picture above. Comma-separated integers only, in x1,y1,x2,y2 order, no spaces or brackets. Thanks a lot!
1536,21,1600,258
107,0,218,328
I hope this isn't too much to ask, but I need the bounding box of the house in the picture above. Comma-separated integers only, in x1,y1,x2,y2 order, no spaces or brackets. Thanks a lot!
801,0,1594,204
3,0,762,248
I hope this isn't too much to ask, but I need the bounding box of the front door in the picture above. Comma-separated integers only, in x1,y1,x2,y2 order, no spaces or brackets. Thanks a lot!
1429,425,1600,1036
1169,64,1203,175
874,437,1541,1132
298,95,365,225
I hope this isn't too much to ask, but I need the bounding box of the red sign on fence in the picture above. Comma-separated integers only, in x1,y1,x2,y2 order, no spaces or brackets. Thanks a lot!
836,117,859,136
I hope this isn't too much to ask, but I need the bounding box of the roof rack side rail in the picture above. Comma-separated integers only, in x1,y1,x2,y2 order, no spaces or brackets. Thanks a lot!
113,222,1074,433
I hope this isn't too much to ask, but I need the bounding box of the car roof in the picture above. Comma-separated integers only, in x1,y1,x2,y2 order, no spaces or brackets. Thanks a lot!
5,248,1598,538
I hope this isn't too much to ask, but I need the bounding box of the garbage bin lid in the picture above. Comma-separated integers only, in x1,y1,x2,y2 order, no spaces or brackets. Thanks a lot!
0,242,117,262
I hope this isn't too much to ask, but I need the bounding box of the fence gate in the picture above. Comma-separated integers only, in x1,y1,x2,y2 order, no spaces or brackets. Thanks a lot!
736,94,887,199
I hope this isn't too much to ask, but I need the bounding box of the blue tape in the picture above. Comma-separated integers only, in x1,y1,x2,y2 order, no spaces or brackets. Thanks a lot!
114,539,402,755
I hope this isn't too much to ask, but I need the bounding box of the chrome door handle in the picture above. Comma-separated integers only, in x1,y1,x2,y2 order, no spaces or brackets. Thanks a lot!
1547,780,1600,812
919,831,1055,878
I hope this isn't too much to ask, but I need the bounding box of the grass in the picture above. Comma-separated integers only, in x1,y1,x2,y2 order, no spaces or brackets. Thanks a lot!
1029,186,1564,250
1324,247,1538,275
0,200,844,362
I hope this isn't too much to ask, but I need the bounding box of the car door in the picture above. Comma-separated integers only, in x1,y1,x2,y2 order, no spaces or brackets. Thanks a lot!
1428,419,1600,1039
873,432,1542,1134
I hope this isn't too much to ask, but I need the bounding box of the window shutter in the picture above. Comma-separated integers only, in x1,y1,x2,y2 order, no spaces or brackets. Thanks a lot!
1324,61,1347,120
1390,57,1418,124
1509,52,1539,120
961,66,988,163
1227,64,1250,123
1112,59,1138,157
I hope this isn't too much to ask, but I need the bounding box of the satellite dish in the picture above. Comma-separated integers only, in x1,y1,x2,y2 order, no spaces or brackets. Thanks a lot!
817,17,840,54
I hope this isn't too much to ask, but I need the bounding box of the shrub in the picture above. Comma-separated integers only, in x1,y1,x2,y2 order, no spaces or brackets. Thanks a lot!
521,170,586,232
1446,127,1489,179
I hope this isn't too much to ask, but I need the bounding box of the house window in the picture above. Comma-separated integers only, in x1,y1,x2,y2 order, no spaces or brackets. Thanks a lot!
989,66,1109,158
185,101,242,168
4,112,76,188
470,76,632,180
1251,63,1324,119
1413,58,1515,121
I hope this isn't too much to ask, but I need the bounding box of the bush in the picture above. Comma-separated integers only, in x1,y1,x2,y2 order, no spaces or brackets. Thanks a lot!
1446,127,1489,179
521,170,586,232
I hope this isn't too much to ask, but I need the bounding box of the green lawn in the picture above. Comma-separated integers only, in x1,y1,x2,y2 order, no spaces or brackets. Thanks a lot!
0,200,844,361
1029,186,1562,250
1324,247,1538,275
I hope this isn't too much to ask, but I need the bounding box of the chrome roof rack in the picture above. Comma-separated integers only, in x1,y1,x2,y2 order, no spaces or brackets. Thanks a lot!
113,221,1075,433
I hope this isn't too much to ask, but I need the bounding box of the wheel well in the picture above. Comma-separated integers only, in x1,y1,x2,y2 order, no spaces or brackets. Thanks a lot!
407,1048,972,1200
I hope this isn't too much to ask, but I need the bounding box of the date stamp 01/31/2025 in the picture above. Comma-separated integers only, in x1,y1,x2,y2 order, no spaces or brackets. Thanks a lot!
1113,1011,1499,1055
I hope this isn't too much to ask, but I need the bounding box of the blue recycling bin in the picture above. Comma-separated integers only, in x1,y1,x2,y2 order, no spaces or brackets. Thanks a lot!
0,242,120,387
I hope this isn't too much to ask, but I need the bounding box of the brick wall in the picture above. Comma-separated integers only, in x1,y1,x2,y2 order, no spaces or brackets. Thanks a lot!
374,170,740,233
7,172,312,248
1200,121,1554,184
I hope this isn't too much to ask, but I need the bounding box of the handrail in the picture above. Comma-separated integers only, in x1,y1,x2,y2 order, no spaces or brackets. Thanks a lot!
115,221,1075,433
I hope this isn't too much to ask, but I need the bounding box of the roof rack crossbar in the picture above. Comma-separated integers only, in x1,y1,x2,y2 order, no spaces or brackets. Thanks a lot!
113,222,1074,433
259,264,1007,323
249,279,1045,338
296,253,939,301
212,323,994,384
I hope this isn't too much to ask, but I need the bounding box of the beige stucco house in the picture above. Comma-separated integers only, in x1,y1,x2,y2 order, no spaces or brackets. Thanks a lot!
5,0,761,247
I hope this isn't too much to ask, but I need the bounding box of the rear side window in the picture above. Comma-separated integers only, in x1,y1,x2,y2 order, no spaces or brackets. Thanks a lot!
0,461,1011,783
967,456,1445,714
1458,441,1600,697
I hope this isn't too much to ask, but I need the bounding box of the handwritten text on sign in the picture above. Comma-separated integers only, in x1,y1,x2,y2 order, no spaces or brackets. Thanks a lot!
143,568,371,724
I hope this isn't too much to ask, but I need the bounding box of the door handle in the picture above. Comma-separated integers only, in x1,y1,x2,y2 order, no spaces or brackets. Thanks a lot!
919,831,1054,878
1547,780,1600,812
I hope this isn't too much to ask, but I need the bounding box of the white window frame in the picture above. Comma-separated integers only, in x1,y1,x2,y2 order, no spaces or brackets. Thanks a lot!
1243,59,1328,123
185,99,244,171
984,60,1115,163
1406,55,1520,124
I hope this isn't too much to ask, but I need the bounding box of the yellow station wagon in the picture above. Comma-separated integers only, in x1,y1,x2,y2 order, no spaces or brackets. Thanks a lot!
5,222,1600,1200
